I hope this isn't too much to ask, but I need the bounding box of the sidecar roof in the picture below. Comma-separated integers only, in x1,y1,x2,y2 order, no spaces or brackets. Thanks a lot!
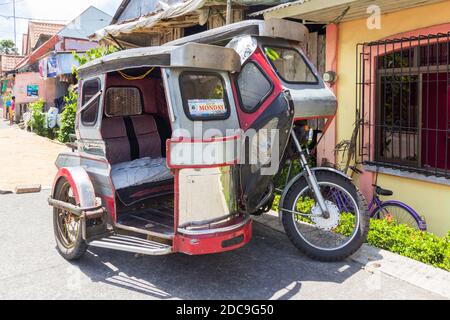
165,18,308,47
77,43,241,79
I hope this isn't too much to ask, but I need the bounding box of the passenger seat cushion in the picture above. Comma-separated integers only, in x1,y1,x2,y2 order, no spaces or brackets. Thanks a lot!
111,157,173,190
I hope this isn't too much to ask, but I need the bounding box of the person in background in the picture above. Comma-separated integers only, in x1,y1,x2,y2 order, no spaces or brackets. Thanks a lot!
4,98,11,120
9,96,15,125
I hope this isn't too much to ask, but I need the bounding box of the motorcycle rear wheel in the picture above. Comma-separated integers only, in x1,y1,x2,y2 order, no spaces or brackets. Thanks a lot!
53,177,87,261
281,171,369,262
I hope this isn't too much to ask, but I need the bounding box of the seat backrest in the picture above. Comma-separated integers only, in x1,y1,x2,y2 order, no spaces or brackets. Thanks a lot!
101,115,162,165
130,115,161,159
101,117,131,165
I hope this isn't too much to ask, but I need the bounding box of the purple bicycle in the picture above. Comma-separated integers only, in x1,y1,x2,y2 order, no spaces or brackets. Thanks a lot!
367,184,427,231
332,171,427,231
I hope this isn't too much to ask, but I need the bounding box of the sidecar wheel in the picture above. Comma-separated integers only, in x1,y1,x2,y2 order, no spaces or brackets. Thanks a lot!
281,171,369,262
53,177,87,261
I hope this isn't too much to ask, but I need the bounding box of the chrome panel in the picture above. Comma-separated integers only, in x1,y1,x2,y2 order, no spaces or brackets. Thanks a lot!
291,87,337,119
169,137,240,167
78,139,106,157
171,43,241,72
261,18,308,43
80,156,113,198
88,234,172,256
178,166,237,228
55,153,81,169
178,215,251,236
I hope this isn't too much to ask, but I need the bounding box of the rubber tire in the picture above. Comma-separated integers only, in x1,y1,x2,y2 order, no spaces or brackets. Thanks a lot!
372,203,423,230
282,171,369,262
53,177,88,261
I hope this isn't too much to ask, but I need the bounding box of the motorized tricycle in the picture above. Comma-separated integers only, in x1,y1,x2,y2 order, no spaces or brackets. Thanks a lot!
49,19,369,262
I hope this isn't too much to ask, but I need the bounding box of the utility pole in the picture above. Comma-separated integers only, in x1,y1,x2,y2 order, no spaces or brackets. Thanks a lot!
13,0,17,52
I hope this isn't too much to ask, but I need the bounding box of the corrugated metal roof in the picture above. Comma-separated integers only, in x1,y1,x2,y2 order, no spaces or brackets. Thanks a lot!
58,6,112,40
249,0,308,17
249,0,447,22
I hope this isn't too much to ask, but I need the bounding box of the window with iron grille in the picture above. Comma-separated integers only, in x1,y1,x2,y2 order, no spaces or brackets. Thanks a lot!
357,33,450,179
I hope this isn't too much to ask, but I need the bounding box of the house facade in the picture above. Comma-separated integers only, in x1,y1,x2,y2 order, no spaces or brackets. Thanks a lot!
0,54,24,118
9,6,112,120
257,0,450,236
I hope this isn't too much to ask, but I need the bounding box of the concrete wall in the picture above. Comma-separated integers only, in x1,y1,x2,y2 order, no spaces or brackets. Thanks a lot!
335,1,450,236
13,72,56,105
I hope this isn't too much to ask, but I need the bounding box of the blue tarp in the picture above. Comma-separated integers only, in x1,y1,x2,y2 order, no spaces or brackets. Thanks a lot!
57,53,79,75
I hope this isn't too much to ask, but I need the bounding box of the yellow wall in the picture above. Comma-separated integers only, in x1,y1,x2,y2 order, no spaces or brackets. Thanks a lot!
336,1,450,236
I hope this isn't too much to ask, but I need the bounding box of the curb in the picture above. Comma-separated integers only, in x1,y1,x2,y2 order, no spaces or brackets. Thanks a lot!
0,185,46,195
15,184,42,194
253,211,450,299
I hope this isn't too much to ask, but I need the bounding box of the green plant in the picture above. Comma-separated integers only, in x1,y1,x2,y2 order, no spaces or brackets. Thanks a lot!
29,99,48,137
366,219,450,271
57,89,78,143
273,196,450,271
72,45,119,79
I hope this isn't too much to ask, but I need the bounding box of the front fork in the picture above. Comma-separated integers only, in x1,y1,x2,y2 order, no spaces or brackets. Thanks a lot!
290,132,330,219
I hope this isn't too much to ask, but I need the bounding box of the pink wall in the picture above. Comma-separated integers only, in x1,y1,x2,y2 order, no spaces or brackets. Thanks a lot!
14,72,56,105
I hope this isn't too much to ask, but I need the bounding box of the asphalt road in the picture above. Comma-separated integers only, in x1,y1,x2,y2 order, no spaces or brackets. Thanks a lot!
0,191,442,300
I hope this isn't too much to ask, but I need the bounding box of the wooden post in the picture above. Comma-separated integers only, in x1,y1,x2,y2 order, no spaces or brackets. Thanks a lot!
226,0,232,25
317,23,339,166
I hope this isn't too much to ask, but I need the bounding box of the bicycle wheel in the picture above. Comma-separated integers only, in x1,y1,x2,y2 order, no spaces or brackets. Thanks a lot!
372,202,425,231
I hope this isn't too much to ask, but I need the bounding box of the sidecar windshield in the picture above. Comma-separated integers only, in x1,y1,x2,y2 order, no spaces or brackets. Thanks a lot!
264,46,318,84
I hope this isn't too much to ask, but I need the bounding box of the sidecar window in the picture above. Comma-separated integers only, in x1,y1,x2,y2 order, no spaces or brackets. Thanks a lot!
180,72,230,121
105,87,143,117
237,62,273,113
264,46,318,84
81,79,100,126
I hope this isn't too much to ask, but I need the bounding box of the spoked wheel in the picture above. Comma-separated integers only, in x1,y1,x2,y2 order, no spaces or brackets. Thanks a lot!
282,171,369,262
373,203,426,231
53,178,87,260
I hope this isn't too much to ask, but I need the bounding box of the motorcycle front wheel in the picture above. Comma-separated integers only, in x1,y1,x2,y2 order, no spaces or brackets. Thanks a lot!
281,171,369,262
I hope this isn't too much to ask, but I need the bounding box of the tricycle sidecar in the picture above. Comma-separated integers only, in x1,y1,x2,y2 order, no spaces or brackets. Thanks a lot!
50,43,253,259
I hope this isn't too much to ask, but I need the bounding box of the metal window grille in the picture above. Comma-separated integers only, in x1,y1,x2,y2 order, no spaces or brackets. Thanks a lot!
357,32,450,179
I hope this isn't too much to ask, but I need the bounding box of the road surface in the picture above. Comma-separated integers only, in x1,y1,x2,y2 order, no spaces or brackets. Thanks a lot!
0,191,444,300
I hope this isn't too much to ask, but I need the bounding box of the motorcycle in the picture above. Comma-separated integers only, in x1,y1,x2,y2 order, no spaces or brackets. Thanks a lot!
48,19,369,262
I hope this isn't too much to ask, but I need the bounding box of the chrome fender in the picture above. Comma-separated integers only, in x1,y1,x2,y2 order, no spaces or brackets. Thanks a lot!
52,167,96,208
278,167,352,216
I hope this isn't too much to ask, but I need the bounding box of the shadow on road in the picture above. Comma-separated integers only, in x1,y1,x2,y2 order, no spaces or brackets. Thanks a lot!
72,223,373,300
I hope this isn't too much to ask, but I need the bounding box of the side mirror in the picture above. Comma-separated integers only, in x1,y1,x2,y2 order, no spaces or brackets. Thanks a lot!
323,71,338,84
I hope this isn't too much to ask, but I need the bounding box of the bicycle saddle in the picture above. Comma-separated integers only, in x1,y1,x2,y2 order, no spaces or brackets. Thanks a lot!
375,185,394,197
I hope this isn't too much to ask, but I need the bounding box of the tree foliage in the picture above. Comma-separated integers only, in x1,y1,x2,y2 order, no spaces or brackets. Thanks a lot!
72,45,119,79
57,89,77,143
0,39,18,55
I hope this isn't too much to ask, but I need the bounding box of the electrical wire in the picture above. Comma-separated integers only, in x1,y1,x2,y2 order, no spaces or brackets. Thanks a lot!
0,0,25,6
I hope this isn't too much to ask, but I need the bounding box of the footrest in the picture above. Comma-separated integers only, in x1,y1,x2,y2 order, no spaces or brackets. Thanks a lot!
88,235,172,256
